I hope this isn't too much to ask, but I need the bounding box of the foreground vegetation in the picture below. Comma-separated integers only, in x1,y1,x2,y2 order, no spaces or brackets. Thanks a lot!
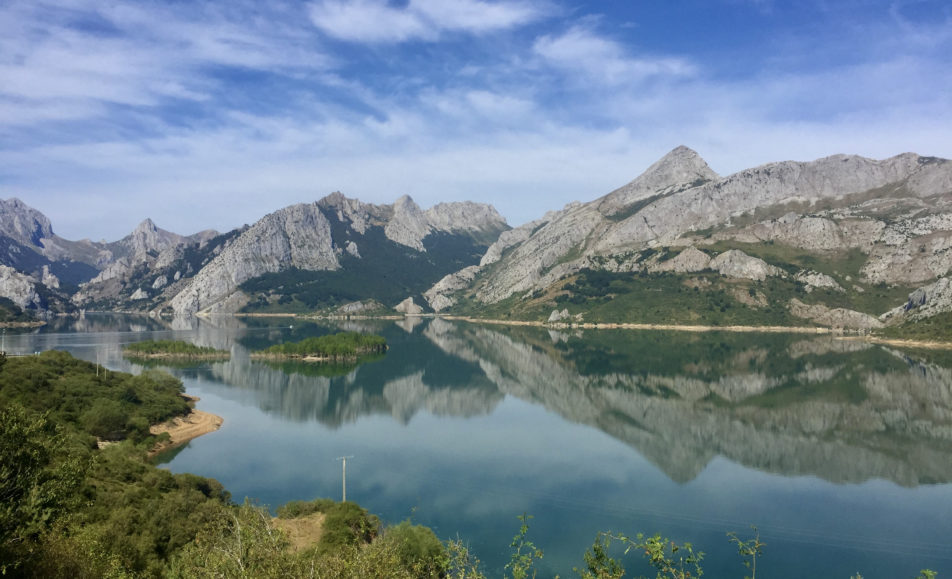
253,331,387,361
0,351,938,577
123,340,230,360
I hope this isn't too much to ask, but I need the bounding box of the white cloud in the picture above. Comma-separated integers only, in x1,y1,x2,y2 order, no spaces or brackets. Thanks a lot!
411,0,542,33
0,0,330,126
308,0,544,43
533,25,695,85
308,0,432,43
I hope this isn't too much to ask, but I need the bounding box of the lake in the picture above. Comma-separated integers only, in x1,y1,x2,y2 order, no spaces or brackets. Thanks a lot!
6,314,952,577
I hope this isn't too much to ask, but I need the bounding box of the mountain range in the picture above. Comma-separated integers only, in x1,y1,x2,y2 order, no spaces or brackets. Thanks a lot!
2,146,951,334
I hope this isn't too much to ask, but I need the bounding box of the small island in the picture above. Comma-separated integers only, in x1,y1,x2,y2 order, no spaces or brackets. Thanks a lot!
122,339,230,360
251,331,387,362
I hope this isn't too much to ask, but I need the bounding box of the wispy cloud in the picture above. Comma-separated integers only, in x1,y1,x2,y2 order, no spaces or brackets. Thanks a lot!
0,0,330,133
308,0,545,43
533,25,695,85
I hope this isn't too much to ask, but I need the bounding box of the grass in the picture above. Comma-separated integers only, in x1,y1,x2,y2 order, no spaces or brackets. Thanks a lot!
879,311,952,342
122,340,229,359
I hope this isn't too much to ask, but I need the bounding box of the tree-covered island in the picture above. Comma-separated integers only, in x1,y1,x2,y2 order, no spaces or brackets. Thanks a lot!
251,331,387,362
122,339,230,360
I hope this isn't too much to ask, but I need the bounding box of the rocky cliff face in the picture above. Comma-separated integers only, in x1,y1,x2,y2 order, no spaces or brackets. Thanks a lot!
163,193,508,315
0,265,45,311
0,198,54,247
426,148,952,324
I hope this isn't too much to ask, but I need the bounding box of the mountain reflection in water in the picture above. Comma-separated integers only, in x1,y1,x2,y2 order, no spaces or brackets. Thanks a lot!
185,317,952,487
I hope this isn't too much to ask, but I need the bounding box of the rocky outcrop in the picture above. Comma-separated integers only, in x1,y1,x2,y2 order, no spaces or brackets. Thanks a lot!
118,218,186,259
0,197,55,247
795,270,845,292
0,265,44,310
320,192,508,252
882,276,952,323
335,299,386,315
709,249,784,281
385,195,432,251
423,265,480,312
547,308,570,323
788,298,884,330
650,246,711,273
394,296,423,315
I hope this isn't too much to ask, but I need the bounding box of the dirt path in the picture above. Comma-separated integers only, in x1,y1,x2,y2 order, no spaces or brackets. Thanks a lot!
149,402,224,457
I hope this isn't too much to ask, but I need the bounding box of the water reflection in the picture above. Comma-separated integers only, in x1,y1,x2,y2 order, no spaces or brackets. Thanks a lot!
182,317,952,487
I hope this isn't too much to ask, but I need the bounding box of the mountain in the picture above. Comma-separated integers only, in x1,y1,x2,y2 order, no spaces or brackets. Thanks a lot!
5,146,952,334
0,198,227,315
71,218,225,310
159,193,509,316
426,147,952,330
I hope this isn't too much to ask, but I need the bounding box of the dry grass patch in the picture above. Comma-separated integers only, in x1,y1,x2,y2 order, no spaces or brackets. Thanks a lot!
273,512,326,552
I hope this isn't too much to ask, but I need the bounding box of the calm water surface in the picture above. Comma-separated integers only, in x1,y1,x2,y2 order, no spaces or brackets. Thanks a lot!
8,314,952,577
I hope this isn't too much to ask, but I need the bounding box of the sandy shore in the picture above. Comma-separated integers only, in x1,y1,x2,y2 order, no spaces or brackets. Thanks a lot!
149,397,224,456
443,315,835,334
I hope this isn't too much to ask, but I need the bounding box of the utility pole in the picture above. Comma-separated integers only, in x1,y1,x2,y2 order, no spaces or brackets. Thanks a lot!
336,456,354,502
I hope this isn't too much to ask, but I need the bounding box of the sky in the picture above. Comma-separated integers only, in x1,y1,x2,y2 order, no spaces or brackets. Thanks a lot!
1,0,950,241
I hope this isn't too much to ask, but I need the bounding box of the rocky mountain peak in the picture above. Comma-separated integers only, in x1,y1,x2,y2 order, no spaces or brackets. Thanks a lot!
122,218,183,257
134,218,158,236
386,195,431,251
0,197,55,247
599,146,720,216
425,202,508,236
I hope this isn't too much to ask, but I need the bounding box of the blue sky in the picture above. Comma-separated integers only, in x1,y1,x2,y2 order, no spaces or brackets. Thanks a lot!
1,0,950,241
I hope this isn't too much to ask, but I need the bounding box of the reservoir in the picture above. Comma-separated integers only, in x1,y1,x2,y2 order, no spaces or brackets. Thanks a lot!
8,314,952,577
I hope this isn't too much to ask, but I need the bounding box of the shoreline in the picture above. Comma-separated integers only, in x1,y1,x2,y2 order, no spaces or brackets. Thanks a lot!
149,395,224,457
442,316,952,349
442,315,835,334
124,352,230,361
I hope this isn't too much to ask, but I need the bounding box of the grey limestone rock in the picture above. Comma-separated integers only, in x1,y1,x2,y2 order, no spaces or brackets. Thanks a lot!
795,270,845,293
0,197,54,247
650,246,711,273
41,265,60,289
385,195,432,252
424,265,480,312
788,299,884,329
710,249,784,281
0,265,43,310
169,203,339,315
882,276,952,323
394,296,423,315
547,308,570,323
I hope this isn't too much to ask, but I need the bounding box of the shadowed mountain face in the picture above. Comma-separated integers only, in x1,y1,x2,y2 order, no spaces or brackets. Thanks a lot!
176,317,952,487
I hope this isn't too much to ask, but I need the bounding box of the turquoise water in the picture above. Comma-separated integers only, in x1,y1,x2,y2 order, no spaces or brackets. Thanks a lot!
9,315,952,577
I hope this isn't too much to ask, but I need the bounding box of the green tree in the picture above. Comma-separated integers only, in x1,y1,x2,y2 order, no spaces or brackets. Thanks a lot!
506,513,544,579
727,525,765,579
0,403,87,573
